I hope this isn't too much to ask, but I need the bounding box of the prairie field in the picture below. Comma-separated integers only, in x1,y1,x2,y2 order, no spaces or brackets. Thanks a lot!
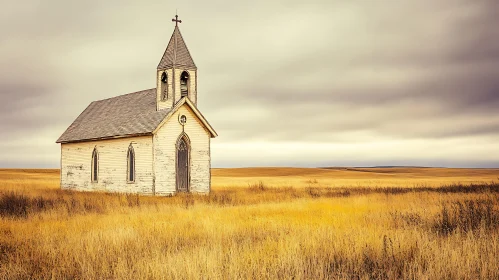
0,167,499,279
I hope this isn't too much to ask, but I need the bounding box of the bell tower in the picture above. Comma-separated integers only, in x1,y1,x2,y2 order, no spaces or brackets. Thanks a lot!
156,14,198,111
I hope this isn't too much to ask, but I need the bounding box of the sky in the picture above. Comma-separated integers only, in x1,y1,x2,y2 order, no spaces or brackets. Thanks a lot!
1,0,499,168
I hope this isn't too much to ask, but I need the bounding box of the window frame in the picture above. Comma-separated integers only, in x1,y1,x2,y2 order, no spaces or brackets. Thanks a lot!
91,147,98,183
126,144,136,183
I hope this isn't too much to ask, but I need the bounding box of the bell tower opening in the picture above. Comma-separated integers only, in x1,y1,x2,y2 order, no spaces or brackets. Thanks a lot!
180,71,189,98
161,71,168,100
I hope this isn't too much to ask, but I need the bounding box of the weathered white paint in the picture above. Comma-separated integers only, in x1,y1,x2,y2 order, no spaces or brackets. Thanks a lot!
60,105,211,195
154,103,211,195
61,136,154,194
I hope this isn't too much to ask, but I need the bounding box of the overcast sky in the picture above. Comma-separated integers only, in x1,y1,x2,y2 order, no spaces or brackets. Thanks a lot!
1,0,498,168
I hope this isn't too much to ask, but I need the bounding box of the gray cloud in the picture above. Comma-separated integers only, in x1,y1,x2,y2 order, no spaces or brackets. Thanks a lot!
1,0,498,167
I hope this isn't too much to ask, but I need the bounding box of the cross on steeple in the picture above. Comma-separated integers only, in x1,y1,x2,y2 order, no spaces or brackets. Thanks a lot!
172,14,182,26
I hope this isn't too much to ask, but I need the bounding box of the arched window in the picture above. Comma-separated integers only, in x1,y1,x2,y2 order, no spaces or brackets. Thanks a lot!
161,71,168,100
176,134,190,192
180,71,189,98
91,148,98,183
127,145,135,183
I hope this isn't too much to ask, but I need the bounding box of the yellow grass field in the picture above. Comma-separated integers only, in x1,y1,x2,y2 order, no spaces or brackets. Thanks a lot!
0,168,498,279
212,167,499,188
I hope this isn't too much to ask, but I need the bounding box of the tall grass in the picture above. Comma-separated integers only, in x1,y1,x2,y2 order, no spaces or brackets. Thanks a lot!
0,171,498,279
433,199,499,235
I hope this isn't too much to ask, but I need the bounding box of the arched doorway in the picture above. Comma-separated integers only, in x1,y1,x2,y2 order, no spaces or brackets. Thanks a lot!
176,134,190,192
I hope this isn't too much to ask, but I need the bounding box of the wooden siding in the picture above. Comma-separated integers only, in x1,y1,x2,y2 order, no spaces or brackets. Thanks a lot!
60,136,154,194
153,103,210,195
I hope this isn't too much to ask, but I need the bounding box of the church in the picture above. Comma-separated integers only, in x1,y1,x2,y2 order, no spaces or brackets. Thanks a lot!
56,15,217,195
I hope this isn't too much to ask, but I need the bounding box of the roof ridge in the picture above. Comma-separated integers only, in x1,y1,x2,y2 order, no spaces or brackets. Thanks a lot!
92,88,156,103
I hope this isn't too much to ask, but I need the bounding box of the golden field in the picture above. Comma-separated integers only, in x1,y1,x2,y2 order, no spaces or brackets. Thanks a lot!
0,168,498,279
213,167,499,188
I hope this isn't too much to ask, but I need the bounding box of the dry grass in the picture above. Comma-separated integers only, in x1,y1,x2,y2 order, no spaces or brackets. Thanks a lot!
0,168,498,279
212,167,499,188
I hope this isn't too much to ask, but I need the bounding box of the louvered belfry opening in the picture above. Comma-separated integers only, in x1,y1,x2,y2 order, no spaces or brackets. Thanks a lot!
161,72,168,100
176,135,190,192
180,71,189,98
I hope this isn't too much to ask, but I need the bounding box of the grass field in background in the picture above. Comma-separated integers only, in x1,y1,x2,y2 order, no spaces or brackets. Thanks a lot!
0,168,498,279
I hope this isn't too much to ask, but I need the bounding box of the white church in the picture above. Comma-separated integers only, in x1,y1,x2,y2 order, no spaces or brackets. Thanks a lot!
56,15,217,195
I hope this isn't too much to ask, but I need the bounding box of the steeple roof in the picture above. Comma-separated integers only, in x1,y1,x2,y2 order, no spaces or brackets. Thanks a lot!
157,26,196,69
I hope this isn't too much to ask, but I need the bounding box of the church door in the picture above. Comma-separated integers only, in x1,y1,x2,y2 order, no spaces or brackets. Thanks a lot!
176,136,190,192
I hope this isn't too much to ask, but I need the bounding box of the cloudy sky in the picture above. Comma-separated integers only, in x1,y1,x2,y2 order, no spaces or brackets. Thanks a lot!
1,0,498,168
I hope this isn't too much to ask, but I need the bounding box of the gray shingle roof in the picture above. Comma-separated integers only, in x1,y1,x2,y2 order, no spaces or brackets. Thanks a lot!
56,89,170,143
157,26,196,69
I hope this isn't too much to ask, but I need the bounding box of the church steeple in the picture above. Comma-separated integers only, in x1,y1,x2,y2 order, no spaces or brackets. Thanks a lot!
156,14,197,111
157,25,197,70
